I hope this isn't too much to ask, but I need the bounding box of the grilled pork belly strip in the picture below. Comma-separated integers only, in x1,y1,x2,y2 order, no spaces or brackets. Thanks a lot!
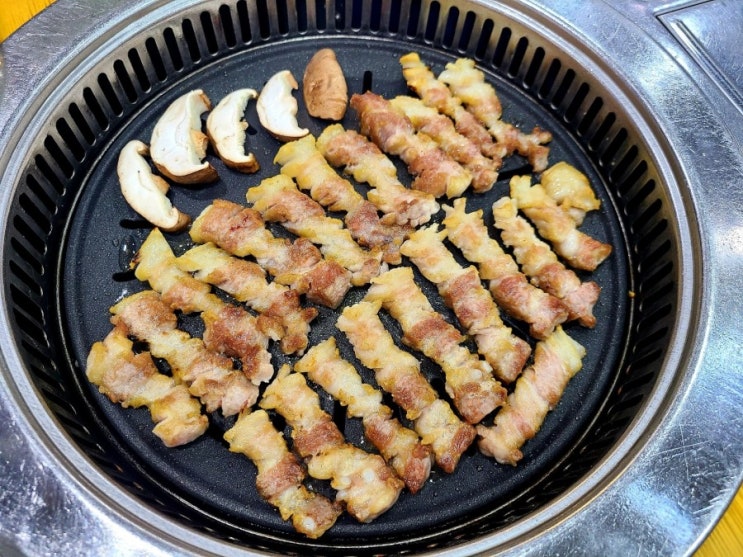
191,199,351,308
510,175,612,272
350,91,473,198
540,161,601,226
224,409,342,538
246,174,386,286
316,124,440,227
86,325,208,447
399,52,501,162
438,57,552,171
477,326,586,465
492,196,601,328
110,290,258,416
442,198,568,339
389,95,498,192
176,243,316,355
260,365,404,523
337,300,476,473
365,267,507,425
275,134,410,265
133,228,274,384
295,337,432,493
400,225,531,383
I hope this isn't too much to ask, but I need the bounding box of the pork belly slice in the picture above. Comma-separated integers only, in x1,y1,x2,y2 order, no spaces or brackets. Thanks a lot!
224,409,342,538
492,196,601,328
438,57,552,171
477,326,586,465
365,267,506,425
190,199,351,308
350,91,472,199
316,124,440,227
442,198,568,339
246,174,386,286
275,134,410,265
540,161,601,226
295,337,432,493
86,325,208,447
260,365,404,523
400,225,530,383
110,291,258,416
133,228,274,384
177,243,317,355
399,52,501,162
390,95,498,192
510,175,612,272
337,300,476,473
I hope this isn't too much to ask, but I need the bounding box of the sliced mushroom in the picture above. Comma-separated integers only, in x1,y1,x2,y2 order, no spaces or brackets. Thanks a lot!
303,48,348,121
118,140,191,232
206,88,260,173
150,89,218,184
256,70,309,142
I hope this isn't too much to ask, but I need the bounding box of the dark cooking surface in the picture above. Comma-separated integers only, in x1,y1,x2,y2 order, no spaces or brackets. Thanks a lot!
60,37,628,546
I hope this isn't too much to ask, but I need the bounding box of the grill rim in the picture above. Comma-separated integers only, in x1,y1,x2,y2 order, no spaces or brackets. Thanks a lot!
0,0,739,555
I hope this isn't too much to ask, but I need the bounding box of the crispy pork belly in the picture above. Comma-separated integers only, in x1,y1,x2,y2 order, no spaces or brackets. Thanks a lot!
86,325,208,447
224,409,342,538
510,175,612,271
316,124,440,227
477,327,585,465
442,198,568,339
133,229,274,384
337,300,476,472
350,91,472,198
399,52,501,161
246,174,386,286
177,243,316,355
110,291,258,416
438,57,553,171
260,365,404,522
400,225,531,383
191,199,351,308
275,134,410,264
295,337,432,493
390,95,498,192
540,161,601,225
492,196,601,328
365,267,506,424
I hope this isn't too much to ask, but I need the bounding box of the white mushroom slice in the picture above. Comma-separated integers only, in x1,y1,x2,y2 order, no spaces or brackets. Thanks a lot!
150,89,218,184
256,70,309,141
206,88,260,173
118,140,191,232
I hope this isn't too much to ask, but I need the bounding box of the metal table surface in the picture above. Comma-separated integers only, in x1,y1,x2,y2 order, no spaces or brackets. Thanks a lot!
0,1,742,555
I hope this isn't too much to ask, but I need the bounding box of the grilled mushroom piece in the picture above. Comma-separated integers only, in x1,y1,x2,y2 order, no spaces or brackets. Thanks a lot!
302,48,348,121
257,70,309,142
206,88,260,173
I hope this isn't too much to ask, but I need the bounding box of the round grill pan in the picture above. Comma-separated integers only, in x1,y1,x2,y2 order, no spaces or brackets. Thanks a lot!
1,0,698,555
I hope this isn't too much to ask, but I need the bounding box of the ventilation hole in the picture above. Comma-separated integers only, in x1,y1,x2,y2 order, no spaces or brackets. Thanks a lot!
127,48,151,93
457,10,476,52
200,11,220,54
9,261,42,297
564,82,589,123
144,38,168,82
83,87,109,130
11,237,43,275
315,0,327,30
113,60,138,104
508,36,528,78
97,73,124,117
218,5,237,47
68,103,96,145
550,68,576,111
626,180,657,216
182,19,202,62
423,2,440,43
369,0,382,31
34,155,65,195
235,0,252,42
362,69,373,92
601,128,630,170
18,193,51,234
334,0,346,31
388,0,402,33
643,260,673,291
608,143,637,183
441,5,457,48
523,46,545,89
474,18,494,60
43,136,74,179
12,216,45,255
295,0,308,32
638,237,671,270
641,276,674,306
55,118,86,163
12,305,44,341
586,109,613,152
538,58,561,100
492,26,511,68
276,0,290,34
163,27,184,70
407,0,422,38
256,0,271,38
351,0,363,29
639,217,669,247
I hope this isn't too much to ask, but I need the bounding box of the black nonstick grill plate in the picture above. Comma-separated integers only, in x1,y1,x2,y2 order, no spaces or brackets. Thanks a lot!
4,2,678,555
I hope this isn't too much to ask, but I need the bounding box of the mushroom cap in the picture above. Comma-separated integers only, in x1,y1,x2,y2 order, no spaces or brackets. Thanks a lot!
118,139,191,232
150,89,218,184
256,70,309,142
206,88,260,173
